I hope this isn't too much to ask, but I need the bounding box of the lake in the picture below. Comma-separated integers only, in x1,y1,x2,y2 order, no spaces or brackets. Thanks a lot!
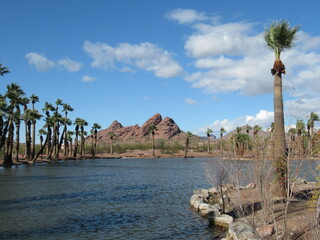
0,157,318,240
0,158,225,240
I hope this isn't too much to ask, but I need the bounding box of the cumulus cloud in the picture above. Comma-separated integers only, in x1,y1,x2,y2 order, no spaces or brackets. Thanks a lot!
82,75,96,82
166,9,210,24
57,58,82,72
193,109,274,136
169,13,320,97
26,52,82,72
83,41,183,78
184,98,197,105
25,52,55,72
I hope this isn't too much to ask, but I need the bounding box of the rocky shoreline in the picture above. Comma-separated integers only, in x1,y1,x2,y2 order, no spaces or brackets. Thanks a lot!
191,179,319,239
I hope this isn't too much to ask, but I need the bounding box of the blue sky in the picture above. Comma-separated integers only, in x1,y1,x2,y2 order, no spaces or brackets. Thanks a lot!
1,0,320,139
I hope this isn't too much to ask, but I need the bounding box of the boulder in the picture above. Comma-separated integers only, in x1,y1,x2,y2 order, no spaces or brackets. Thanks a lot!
208,187,219,195
208,213,234,228
190,194,204,210
198,203,221,217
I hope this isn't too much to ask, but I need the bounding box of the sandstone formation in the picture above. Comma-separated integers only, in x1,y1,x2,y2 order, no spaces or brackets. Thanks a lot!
97,113,181,143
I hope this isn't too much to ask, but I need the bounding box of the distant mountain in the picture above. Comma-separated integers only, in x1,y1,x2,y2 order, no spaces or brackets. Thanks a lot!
96,113,182,143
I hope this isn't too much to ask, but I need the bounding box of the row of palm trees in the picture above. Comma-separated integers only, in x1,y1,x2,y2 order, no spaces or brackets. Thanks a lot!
0,68,102,165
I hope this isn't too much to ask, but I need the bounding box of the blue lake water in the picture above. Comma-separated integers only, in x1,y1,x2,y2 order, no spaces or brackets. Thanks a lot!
0,158,318,240
0,158,224,240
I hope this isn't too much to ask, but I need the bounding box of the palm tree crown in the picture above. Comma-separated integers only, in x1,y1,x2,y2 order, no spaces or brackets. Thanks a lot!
264,20,300,61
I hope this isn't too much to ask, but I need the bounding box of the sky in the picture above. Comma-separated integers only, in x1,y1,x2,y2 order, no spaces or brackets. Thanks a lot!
1,0,320,139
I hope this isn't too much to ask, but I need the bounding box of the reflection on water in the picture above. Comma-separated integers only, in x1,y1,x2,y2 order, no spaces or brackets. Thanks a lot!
0,158,318,240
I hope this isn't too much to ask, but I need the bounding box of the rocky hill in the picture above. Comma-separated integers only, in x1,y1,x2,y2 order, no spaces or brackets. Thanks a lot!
97,113,182,143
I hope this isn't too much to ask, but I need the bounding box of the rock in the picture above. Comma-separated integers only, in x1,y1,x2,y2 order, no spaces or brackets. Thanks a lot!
139,113,163,136
198,203,221,217
190,194,204,210
228,222,258,240
94,113,184,143
246,183,256,189
222,183,236,191
256,225,274,238
193,189,209,197
208,187,219,195
156,117,181,139
208,213,233,228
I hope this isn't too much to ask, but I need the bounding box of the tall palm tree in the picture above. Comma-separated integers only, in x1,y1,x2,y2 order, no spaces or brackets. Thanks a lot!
67,130,74,156
220,127,226,156
42,102,55,157
108,131,116,155
148,124,158,158
62,103,74,156
0,64,10,76
4,83,25,165
184,131,193,158
265,20,300,196
92,123,101,157
30,94,39,158
206,128,213,154
23,109,42,160
74,118,88,157
0,95,9,152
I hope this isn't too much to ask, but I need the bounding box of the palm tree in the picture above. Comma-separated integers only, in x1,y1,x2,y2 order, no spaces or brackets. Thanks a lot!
91,123,101,157
38,128,46,154
296,119,305,157
0,64,10,76
245,124,252,153
30,94,39,158
253,125,262,140
0,95,9,152
74,118,88,158
307,112,319,154
108,131,116,155
23,109,42,160
148,124,158,158
220,127,226,156
265,20,300,196
184,131,193,158
206,128,213,154
62,103,74,156
4,83,25,165
67,130,74,156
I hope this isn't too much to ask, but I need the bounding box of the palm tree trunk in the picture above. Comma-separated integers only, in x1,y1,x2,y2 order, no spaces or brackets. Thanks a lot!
4,121,14,166
152,133,155,158
15,121,20,162
31,120,36,159
73,133,78,158
220,135,223,156
184,138,189,158
26,121,32,160
273,72,287,197
207,135,210,154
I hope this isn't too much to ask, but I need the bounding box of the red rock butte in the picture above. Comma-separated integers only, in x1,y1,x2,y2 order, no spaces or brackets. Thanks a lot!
97,113,182,143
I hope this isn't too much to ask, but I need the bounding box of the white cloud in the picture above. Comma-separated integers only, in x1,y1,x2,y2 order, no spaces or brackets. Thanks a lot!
57,58,82,72
83,41,183,78
25,52,55,72
82,75,96,82
193,109,274,136
174,16,320,96
166,9,210,24
184,98,197,105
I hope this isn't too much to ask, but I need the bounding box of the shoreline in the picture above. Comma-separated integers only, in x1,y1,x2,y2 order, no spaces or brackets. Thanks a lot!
1,149,320,167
